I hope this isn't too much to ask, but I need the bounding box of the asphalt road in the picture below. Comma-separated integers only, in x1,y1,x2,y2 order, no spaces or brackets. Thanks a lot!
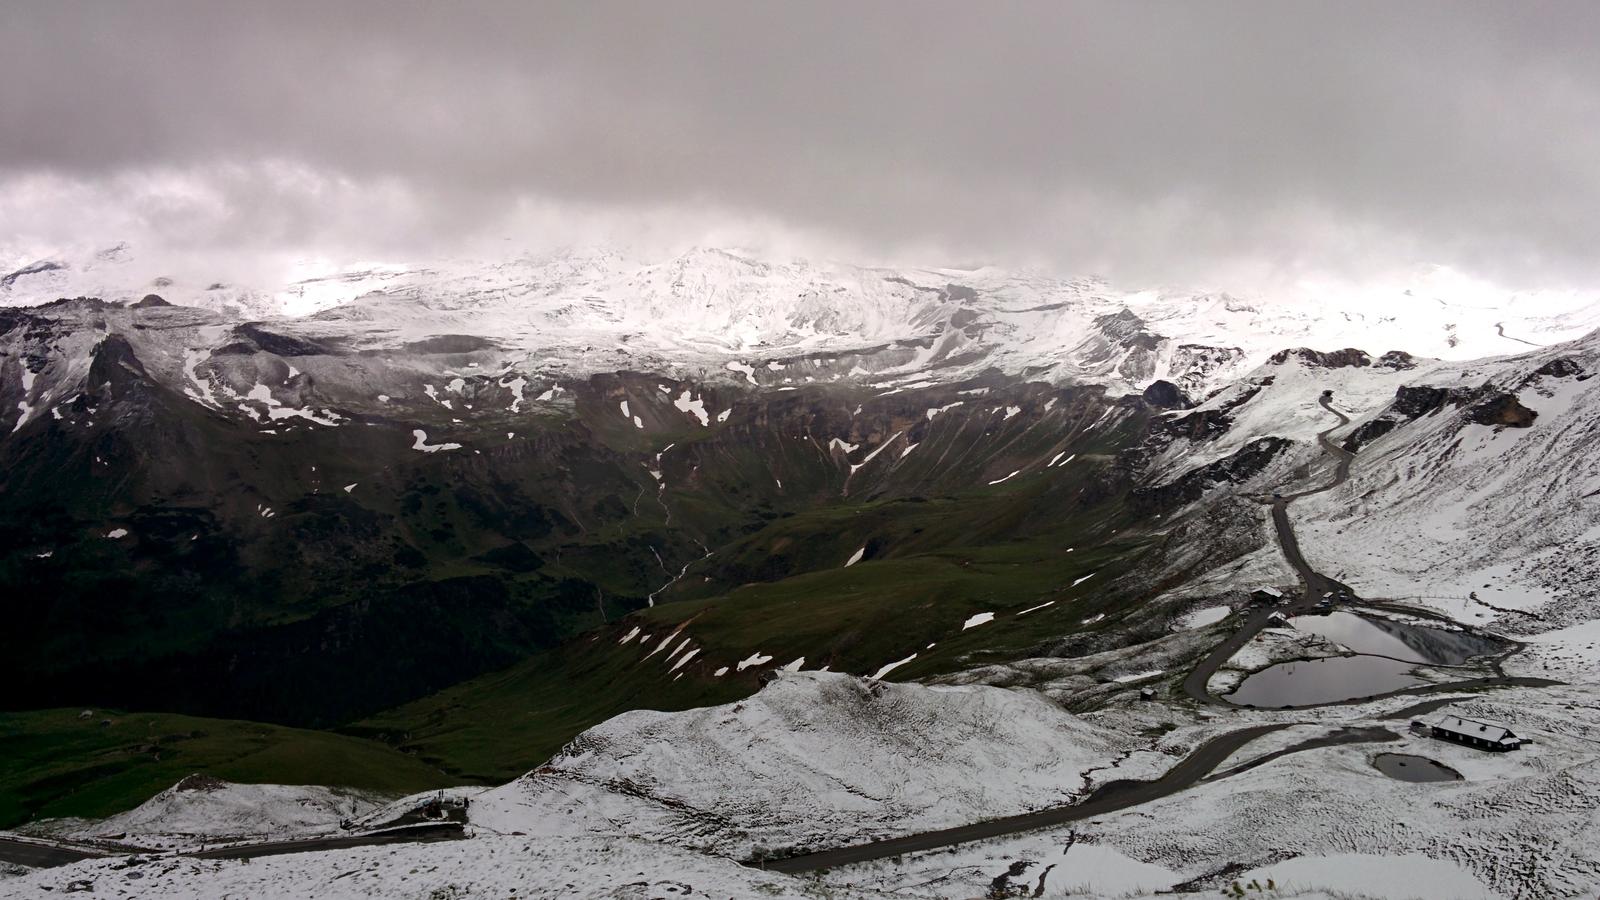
760,723,1290,873
1496,322,1541,348
189,823,467,861
0,836,104,868
0,824,465,870
1204,725,1398,781
1181,396,1356,705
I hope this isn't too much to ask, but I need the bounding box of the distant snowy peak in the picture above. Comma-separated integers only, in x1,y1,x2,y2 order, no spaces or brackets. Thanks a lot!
4,244,1598,396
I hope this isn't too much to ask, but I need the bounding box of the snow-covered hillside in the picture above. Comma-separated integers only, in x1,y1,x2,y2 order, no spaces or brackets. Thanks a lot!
21,777,384,851
469,672,1166,860
11,674,1598,899
1289,331,1600,636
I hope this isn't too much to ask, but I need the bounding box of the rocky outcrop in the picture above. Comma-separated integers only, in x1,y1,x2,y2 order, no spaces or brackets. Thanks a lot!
229,323,340,357
1131,436,1292,512
1391,385,1461,418
86,333,154,398
1267,347,1372,368
1375,350,1417,370
1465,392,1538,428
1141,379,1192,410
1094,309,1160,350
1149,382,1264,443
1533,356,1587,380
1341,417,1399,452
1167,344,1244,392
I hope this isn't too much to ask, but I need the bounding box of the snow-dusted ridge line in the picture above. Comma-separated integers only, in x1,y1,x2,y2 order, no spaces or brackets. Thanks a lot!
7,245,1598,399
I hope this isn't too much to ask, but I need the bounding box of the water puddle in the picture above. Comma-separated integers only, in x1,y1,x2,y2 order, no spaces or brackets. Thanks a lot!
1372,753,1462,782
1225,655,1426,707
1288,611,1500,665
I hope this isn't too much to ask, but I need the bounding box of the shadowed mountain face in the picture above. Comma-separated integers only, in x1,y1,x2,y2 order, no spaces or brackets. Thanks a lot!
0,301,1185,726
5,277,1595,759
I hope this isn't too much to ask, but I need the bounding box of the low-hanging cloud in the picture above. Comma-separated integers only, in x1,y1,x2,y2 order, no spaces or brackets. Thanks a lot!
3,1,1600,291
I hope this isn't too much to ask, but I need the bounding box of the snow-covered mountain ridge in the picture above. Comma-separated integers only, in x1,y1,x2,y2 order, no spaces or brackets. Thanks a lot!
5,244,1598,398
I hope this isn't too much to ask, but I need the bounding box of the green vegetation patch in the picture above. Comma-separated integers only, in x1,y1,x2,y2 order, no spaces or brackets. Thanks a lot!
0,708,459,828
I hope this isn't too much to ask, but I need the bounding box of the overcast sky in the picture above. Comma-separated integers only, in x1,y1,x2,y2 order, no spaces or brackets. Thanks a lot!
3,1,1599,291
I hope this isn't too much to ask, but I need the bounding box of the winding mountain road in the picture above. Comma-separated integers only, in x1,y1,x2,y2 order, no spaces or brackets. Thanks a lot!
0,824,465,871
1496,322,1541,348
761,723,1291,873
761,719,1411,873
190,823,466,861
1182,396,1355,704
1181,395,1557,706
0,836,105,869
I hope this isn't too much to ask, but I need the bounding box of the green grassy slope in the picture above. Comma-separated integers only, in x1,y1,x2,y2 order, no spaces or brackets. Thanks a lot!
354,460,1157,782
0,708,460,828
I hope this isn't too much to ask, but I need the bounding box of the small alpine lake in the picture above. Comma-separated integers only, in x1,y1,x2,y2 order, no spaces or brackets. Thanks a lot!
1287,611,1501,666
1225,655,1426,707
1372,753,1463,782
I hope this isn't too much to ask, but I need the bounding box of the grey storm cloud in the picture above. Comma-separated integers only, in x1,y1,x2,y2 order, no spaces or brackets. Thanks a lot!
3,1,1600,287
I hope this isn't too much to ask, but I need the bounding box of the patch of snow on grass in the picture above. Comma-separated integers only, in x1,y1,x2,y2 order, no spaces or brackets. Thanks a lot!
673,390,709,425
962,612,995,630
870,653,917,679
1179,605,1231,629
988,469,1021,485
849,431,903,475
725,361,758,384
410,429,461,452
736,651,774,671
845,546,866,567
422,383,452,409
182,349,219,407
500,375,527,412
